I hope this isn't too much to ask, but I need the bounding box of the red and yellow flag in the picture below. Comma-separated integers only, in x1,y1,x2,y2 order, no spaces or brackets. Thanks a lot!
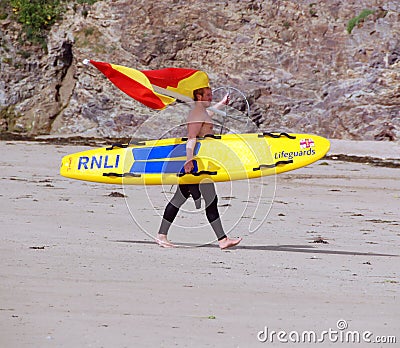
87,60,209,110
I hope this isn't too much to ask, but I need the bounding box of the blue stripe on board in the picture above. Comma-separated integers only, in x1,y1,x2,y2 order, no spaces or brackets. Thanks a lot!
130,160,198,174
132,143,200,160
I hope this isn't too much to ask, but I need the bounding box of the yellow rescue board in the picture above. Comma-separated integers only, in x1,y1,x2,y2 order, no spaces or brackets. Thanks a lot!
60,133,330,185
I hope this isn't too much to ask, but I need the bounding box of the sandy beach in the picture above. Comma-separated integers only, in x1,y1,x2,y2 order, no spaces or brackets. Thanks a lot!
0,139,399,347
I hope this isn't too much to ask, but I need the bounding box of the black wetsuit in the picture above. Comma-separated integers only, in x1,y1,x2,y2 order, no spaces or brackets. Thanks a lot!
158,183,227,241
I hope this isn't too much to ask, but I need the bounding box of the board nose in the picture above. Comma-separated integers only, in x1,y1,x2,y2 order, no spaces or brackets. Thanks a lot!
60,155,72,177
315,135,331,156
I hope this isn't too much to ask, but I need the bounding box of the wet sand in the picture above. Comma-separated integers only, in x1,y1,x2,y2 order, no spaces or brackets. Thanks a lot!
0,139,399,347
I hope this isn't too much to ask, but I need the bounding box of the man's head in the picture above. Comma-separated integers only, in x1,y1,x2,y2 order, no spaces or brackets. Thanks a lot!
193,87,212,103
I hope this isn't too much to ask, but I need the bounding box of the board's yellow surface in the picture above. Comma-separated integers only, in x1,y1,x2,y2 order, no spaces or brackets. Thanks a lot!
60,133,330,185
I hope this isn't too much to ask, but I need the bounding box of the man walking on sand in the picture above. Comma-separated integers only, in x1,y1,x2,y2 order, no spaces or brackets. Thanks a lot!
156,87,242,249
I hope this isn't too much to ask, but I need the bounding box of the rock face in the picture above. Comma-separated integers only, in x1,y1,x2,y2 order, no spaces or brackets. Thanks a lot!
0,0,399,140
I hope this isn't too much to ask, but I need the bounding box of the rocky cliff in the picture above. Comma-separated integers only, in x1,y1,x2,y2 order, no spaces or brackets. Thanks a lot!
0,0,399,140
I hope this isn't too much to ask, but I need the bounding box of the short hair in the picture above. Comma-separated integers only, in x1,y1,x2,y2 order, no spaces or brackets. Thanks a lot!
193,87,211,101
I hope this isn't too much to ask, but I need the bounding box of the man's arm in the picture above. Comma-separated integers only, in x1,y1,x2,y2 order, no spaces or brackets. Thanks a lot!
207,93,229,117
184,121,203,173
212,93,230,110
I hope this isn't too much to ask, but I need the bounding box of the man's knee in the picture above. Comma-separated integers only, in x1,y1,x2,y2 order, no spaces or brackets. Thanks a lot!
205,197,220,222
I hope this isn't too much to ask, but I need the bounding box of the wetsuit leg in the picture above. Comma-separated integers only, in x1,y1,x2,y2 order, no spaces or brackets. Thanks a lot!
199,183,227,241
158,185,190,235
187,184,202,209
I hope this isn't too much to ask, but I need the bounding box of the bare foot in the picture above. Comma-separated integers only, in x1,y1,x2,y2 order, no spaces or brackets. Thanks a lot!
156,234,175,248
218,237,242,250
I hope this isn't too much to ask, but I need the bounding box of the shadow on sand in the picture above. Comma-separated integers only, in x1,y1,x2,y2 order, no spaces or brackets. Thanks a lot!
113,240,398,257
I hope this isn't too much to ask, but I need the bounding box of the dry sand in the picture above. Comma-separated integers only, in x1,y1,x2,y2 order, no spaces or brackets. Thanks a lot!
0,139,399,347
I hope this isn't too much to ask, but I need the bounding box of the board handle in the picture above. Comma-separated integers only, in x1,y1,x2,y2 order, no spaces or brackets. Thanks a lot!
177,170,218,177
181,134,222,141
258,132,296,139
106,143,129,150
103,172,141,178
106,141,147,150
253,160,293,171
204,134,222,139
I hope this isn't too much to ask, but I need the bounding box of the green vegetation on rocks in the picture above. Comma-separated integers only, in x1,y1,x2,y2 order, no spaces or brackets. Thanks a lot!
347,9,375,34
10,0,64,47
4,0,100,48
